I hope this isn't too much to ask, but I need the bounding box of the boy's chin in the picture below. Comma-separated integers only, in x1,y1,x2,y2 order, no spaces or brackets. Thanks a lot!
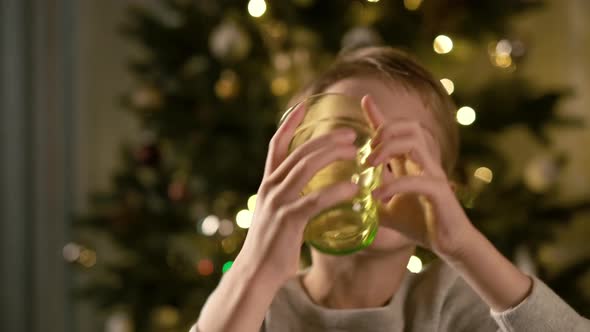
364,226,415,253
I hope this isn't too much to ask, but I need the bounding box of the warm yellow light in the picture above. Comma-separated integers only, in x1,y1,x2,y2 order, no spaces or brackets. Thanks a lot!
456,106,476,126
78,249,97,268
215,70,239,100
404,0,422,10
433,35,453,54
248,0,267,18
407,255,423,273
474,167,493,183
440,78,454,95
247,194,257,211
367,0,380,2
494,53,512,68
271,77,290,96
236,209,253,229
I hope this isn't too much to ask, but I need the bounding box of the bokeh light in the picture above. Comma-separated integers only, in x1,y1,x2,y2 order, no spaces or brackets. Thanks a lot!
78,249,97,268
404,0,422,10
247,0,267,18
271,77,290,96
496,39,512,55
222,261,234,274
197,259,214,276
62,243,81,262
456,106,476,126
200,215,220,236
440,78,454,95
407,255,423,273
218,219,235,236
236,209,253,229
433,35,453,54
474,167,493,183
493,53,512,68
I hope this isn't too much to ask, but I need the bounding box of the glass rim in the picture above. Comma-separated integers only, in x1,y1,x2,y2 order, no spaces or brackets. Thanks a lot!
278,92,362,126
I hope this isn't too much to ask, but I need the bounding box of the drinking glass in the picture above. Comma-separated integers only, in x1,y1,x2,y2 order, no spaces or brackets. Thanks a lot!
279,93,382,255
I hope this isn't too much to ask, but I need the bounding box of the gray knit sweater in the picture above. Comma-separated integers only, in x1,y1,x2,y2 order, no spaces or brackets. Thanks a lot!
259,260,589,331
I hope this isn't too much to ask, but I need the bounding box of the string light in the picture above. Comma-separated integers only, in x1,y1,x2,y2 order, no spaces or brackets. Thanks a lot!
474,167,493,183
200,215,220,236
236,209,253,229
247,194,257,211
456,106,476,126
433,35,453,54
247,0,267,18
404,0,422,10
440,78,454,95
222,261,234,273
407,255,423,273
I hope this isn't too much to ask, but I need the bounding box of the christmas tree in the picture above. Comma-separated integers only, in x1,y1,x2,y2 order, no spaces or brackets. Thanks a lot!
66,0,590,331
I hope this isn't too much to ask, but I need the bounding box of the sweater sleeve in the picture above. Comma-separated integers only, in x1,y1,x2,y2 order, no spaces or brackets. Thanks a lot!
490,276,590,332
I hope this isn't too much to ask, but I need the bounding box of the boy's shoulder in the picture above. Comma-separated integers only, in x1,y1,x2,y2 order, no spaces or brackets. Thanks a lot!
406,259,497,330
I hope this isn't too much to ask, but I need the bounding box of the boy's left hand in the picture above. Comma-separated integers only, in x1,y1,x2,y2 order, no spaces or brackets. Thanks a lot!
361,95,476,260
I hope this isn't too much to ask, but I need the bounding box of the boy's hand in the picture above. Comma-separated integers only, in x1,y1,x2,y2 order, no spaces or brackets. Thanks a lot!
361,95,476,260
235,102,359,287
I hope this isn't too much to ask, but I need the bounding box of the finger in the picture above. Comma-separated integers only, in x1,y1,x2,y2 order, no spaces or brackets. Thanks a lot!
265,102,307,178
372,176,442,203
370,120,421,149
280,144,357,200
284,182,359,229
270,128,356,182
366,137,441,176
361,95,386,130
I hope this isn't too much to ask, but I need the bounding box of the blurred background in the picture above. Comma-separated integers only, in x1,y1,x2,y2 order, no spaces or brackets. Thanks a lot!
1,0,589,331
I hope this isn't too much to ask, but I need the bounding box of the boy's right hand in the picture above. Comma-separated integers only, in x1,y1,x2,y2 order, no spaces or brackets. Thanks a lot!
232,103,359,288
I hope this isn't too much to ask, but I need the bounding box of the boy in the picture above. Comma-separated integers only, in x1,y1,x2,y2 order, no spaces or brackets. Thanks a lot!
193,47,589,331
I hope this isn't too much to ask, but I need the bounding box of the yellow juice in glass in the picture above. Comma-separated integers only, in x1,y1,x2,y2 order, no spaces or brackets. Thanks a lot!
282,93,382,255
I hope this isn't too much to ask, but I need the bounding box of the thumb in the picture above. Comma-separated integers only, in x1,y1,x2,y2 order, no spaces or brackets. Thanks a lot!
361,94,386,130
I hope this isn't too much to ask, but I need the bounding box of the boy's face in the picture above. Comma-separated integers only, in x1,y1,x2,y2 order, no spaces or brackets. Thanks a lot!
322,77,443,254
